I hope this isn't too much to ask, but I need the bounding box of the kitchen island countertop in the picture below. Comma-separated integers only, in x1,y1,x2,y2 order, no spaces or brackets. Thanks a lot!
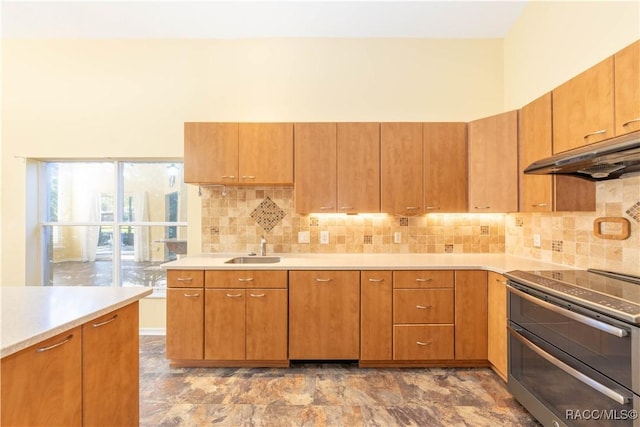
1,286,152,358
163,253,567,274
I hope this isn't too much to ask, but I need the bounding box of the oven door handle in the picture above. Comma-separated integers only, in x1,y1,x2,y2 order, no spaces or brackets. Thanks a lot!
507,285,629,338
508,326,631,405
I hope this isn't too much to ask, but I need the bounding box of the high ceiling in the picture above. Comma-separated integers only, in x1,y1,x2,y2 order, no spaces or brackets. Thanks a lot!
2,1,529,39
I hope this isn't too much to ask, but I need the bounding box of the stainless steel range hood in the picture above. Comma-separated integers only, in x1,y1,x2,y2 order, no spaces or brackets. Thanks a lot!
524,130,640,181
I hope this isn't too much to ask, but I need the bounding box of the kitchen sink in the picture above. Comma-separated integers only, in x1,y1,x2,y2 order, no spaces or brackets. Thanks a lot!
224,256,281,264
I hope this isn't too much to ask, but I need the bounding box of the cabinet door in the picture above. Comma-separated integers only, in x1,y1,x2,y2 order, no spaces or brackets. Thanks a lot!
393,325,454,360
487,272,508,381
360,271,392,361
166,288,204,360
615,40,640,135
294,123,337,213
184,122,238,184
205,289,246,360
239,123,294,184
553,57,615,152
454,270,488,360
246,289,288,361
520,93,595,212
381,122,423,215
337,122,380,213
423,122,467,212
83,303,139,426
468,110,518,213
1,327,82,427
289,270,360,359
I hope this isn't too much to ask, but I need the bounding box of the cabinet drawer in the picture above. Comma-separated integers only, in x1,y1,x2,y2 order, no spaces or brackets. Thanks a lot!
393,289,454,324
393,270,454,288
393,325,454,360
167,270,204,288
205,270,287,289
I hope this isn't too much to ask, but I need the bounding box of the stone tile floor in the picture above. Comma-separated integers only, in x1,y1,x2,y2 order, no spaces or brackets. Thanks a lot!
140,336,540,426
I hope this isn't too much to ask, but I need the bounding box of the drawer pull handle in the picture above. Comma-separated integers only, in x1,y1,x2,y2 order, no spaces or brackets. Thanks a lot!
241,175,256,179
532,203,548,207
250,293,266,298
368,278,385,282
583,129,607,139
238,278,254,282
415,278,432,282
425,206,440,210
474,206,491,210
221,175,236,179
495,279,508,285
406,206,420,210
416,341,432,346
339,206,355,210
622,117,640,127
183,293,200,298
320,206,334,210
315,278,332,282
226,293,243,298
176,277,193,282
416,305,432,310
92,314,118,328
37,334,74,353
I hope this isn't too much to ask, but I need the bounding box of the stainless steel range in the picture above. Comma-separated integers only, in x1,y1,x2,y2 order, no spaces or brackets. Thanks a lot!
504,268,640,427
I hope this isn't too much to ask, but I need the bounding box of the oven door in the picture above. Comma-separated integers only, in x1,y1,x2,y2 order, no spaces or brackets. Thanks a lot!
508,283,634,393
508,324,638,427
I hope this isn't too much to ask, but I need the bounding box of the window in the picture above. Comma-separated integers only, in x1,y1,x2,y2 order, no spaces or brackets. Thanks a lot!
40,161,187,292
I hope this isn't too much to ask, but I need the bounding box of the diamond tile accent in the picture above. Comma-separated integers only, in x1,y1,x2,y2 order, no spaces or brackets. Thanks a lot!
363,235,373,244
626,201,640,223
552,240,563,252
310,217,319,227
250,197,286,232
480,226,490,235
400,218,409,226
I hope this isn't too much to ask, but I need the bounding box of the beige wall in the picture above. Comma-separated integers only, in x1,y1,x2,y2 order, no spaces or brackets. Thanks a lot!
504,0,640,109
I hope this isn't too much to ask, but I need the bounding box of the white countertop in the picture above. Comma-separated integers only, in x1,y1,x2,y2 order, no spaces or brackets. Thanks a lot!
163,253,567,274
1,286,152,358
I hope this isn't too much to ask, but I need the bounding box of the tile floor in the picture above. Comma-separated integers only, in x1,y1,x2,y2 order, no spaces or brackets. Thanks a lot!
139,336,539,426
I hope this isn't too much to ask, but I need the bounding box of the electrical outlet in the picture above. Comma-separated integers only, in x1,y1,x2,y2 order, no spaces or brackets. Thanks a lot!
394,232,402,244
533,234,541,248
298,231,310,244
320,231,329,244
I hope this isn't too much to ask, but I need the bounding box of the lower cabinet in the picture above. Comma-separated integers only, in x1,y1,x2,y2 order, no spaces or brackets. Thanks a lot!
487,271,508,381
289,270,360,359
1,303,140,427
454,270,488,360
166,288,204,360
360,271,393,361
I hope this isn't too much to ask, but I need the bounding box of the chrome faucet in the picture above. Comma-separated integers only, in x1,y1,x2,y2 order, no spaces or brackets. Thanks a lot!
260,235,267,256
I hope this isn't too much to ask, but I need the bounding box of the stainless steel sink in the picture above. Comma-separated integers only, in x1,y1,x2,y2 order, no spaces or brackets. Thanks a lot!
224,256,281,264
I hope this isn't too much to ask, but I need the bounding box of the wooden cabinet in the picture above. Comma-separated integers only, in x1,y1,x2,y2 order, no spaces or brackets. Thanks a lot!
615,40,640,135
1,327,83,426
294,122,379,213
553,57,615,153
392,270,455,361
83,302,139,426
238,123,293,184
468,111,518,213
205,270,288,362
360,271,392,361
487,272,508,381
166,270,205,360
454,270,487,360
289,270,360,359
381,122,424,215
423,122,468,212
519,93,595,212
184,122,293,185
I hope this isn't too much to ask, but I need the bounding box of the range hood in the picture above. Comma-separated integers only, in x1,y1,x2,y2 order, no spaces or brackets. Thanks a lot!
524,130,640,180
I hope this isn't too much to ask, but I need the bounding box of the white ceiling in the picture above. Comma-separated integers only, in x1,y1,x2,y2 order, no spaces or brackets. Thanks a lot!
1,1,529,39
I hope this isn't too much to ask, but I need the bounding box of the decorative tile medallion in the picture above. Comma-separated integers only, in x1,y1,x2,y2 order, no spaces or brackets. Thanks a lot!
250,197,286,232
626,201,640,223
363,235,373,244
515,217,524,227
310,217,319,227
444,244,454,253
551,240,563,252
480,226,490,235
400,217,409,226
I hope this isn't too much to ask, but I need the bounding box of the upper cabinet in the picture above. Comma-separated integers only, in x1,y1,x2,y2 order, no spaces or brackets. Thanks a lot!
552,57,615,153
467,111,519,213
381,122,423,215
184,122,293,185
519,93,595,212
614,40,640,135
294,122,380,214
184,122,238,184
423,123,467,213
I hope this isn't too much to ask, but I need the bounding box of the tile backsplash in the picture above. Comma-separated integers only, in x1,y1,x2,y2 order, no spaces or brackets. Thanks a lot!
506,176,640,275
200,187,505,254
200,176,639,275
